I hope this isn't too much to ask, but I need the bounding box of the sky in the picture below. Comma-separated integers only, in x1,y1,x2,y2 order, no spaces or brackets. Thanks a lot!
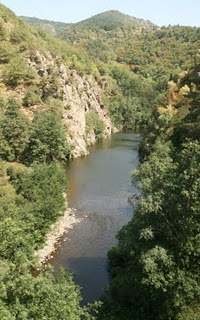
0,0,199,27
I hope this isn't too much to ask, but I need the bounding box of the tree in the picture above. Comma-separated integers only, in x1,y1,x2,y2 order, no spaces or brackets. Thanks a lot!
0,99,30,161
101,141,200,320
2,268,91,320
11,162,67,237
27,110,70,164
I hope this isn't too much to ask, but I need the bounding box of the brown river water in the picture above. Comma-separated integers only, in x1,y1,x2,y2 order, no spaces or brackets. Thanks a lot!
51,132,140,304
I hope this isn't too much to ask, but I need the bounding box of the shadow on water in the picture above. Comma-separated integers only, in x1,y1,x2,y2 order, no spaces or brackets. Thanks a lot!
67,257,109,305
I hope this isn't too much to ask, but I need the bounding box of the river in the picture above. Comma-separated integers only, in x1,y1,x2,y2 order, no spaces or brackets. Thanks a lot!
51,132,140,304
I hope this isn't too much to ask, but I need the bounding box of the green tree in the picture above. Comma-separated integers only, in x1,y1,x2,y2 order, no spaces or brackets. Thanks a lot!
0,99,30,161
1,264,95,320
101,141,200,320
28,110,70,164
12,162,67,238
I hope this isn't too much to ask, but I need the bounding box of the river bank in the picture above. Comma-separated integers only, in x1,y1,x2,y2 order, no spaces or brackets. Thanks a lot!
36,204,81,263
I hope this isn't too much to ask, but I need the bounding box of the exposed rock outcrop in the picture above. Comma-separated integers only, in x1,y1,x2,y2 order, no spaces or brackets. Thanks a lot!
28,52,112,157
0,7,112,158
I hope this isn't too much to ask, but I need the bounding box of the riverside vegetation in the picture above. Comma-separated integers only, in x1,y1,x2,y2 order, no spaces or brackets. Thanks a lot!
0,3,199,319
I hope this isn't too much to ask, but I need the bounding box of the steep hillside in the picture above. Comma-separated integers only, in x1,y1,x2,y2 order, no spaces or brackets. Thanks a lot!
20,10,200,134
21,11,200,84
116,25,200,80
21,10,154,36
0,4,112,158
57,12,199,83
20,16,70,37
21,11,156,62
60,11,155,61
64,23,199,79
3,7,200,160
5,9,162,139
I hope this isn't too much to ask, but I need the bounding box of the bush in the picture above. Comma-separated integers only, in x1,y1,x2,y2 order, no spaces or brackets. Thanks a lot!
1,57,36,87
0,22,6,41
10,26,27,44
40,73,61,99
86,110,105,140
23,86,42,107
0,41,15,63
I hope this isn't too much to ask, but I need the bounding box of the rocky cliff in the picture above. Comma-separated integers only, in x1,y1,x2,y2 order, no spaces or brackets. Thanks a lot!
0,3,112,158
28,51,112,157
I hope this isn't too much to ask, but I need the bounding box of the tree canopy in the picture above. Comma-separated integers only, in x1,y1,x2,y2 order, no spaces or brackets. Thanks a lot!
100,61,200,320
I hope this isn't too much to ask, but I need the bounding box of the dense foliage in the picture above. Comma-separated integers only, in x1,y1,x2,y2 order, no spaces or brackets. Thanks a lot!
0,98,70,164
59,12,199,131
0,160,95,319
100,62,200,319
27,110,71,164
0,99,30,161
86,111,105,140
22,10,200,131
104,64,158,129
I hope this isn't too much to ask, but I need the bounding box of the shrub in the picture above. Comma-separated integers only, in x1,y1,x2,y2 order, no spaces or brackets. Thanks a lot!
86,110,105,140
1,57,36,87
0,41,15,63
10,26,27,44
23,86,42,107
0,22,6,41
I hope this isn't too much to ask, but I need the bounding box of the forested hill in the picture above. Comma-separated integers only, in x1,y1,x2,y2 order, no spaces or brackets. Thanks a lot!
22,11,200,84
21,10,155,36
20,16,70,37
0,3,116,158
61,19,199,81
75,10,155,29
21,10,200,132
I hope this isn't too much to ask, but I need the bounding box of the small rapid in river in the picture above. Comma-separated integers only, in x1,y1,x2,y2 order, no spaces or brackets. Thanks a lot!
51,132,140,304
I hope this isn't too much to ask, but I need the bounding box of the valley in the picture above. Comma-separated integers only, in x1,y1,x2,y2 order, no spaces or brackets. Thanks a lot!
0,3,199,319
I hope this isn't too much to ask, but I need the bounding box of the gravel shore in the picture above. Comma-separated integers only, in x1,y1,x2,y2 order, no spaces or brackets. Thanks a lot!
36,207,81,263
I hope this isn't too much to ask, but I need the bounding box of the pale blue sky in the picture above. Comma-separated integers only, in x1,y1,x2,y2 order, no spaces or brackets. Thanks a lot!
0,0,199,26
